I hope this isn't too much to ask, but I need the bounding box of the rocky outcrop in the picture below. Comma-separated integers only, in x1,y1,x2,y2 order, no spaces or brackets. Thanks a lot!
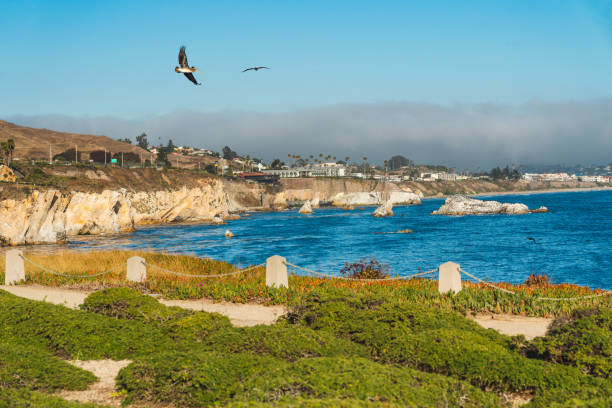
0,189,134,245
224,229,234,238
0,165,16,183
431,195,546,216
373,201,393,217
0,177,423,246
298,200,313,214
0,180,233,245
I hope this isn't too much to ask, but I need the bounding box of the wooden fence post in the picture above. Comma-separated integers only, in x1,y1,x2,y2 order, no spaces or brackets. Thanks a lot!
5,249,25,285
266,255,288,288
127,256,146,283
438,261,461,294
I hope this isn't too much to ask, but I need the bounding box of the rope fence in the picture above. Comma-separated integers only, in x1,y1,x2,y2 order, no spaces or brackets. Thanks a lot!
143,261,264,279
21,254,124,278
460,268,612,301
285,261,437,282
2,249,610,302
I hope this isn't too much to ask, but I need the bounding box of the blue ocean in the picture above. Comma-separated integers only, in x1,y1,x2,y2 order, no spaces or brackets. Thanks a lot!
65,190,612,289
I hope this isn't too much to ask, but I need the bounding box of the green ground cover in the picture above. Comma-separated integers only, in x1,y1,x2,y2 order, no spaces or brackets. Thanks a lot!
0,287,610,407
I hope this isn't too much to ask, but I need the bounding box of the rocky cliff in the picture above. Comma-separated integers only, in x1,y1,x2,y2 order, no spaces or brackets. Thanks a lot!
0,178,422,245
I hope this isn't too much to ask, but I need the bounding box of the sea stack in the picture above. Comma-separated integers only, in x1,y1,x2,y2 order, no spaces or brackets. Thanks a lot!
299,200,313,214
373,201,393,217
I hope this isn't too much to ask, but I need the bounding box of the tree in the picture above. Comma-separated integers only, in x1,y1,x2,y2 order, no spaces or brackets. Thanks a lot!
117,138,132,144
222,146,237,160
156,147,170,166
53,148,81,162
270,159,284,169
388,155,413,170
89,150,107,163
136,133,149,150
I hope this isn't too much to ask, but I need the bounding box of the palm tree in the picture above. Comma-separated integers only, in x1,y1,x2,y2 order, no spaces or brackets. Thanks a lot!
0,142,7,165
319,153,323,158
333,156,336,161
7,139,14,167
345,156,350,163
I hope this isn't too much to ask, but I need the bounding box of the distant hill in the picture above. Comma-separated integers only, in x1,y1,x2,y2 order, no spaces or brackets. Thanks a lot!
0,119,149,161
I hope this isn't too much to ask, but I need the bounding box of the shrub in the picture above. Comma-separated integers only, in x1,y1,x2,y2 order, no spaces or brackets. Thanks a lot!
0,388,108,408
0,342,96,392
116,351,280,406
81,287,192,323
286,292,591,393
203,324,369,361
0,289,170,359
339,257,389,279
232,357,501,407
524,307,612,378
524,274,551,286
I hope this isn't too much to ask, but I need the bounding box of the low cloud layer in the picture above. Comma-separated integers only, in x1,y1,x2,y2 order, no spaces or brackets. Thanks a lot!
7,100,612,169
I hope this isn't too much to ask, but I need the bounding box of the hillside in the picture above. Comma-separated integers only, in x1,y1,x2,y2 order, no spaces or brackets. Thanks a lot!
0,119,148,161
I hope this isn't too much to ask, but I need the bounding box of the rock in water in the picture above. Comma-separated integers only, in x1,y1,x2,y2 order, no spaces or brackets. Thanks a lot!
299,200,313,214
530,206,549,213
224,229,234,238
431,195,539,215
212,216,225,224
373,201,393,217
310,196,320,209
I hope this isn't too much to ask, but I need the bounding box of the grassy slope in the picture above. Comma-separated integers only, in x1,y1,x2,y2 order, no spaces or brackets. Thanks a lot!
4,250,610,316
1,287,610,407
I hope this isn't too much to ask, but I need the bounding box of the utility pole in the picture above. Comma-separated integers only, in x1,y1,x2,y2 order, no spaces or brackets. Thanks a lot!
75,144,78,163
104,149,107,166
49,144,52,165
121,152,124,168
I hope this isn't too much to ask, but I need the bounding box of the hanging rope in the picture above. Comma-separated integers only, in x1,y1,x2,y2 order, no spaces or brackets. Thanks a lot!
21,254,123,278
285,261,437,282
143,261,264,279
460,268,611,301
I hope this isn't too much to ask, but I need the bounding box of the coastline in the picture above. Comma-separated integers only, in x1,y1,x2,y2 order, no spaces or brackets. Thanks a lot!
423,186,612,199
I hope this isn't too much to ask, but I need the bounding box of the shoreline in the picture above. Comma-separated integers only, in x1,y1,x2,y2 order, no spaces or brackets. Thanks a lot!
422,186,612,199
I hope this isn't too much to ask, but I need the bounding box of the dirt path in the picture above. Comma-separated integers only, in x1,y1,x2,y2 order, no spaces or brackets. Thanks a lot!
0,285,285,327
469,313,553,340
58,359,131,407
1,285,553,338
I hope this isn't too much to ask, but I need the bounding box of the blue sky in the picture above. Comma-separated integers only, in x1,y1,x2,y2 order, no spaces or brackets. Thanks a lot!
2,0,612,117
3,1,612,167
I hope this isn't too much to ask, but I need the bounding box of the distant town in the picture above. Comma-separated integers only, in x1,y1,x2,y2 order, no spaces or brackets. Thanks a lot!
1,127,611,186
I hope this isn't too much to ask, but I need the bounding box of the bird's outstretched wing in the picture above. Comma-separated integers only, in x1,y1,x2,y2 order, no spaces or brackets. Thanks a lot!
179,46,189,68
242,66,270,72
184,72,201,85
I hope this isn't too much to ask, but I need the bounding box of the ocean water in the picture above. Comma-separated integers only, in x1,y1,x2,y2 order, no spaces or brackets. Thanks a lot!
63,190,612,289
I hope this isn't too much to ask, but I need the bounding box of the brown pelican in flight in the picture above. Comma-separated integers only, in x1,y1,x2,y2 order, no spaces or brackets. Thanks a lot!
242,66,269,72
175,46,201,85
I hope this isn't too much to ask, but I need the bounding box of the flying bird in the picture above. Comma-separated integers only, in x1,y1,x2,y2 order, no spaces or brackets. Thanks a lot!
242,66,269,72
175,46,201,85
527,237,538,244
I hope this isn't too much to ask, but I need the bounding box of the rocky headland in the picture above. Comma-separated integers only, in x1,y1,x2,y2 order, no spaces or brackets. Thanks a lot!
0,176,422,245
431,195,548,216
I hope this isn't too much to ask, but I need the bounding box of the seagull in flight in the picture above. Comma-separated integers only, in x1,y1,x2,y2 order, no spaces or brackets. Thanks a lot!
527,237,538,244
175,46,201,85
242,66,269,72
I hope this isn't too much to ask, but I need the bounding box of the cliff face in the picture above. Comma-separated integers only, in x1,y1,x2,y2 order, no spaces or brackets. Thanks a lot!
0,178,422,246
0,179,240,245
